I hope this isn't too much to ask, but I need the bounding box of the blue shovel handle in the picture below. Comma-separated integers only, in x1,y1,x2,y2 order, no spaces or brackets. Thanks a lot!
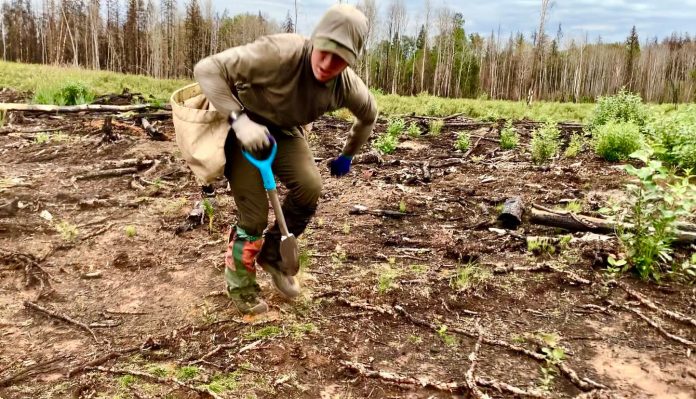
242,135,278,190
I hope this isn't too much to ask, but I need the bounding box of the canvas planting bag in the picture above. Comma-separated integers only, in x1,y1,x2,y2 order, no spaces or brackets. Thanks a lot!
170,83,228,184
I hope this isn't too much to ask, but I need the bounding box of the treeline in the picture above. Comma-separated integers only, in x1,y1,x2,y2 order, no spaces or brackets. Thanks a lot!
2,0,695,103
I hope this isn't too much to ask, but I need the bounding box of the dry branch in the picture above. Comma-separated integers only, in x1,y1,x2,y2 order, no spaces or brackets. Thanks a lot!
341,360,466,392
341,360,550,398
465,324,490,399
392,305,605,391
84,366,222,399
73,167,138,181
530,208,696,244
24,300,99,343
616,281,696,328
67,346,140,377
0,103,158,113
349,204,411,219
0,355,66,387
608,300,696,348
140,118,166,141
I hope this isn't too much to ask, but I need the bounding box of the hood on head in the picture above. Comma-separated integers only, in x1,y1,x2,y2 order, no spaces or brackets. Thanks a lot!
311,4,368,66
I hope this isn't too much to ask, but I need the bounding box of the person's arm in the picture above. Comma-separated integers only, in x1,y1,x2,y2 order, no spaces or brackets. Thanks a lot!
193,37,282,119
340,70,378,157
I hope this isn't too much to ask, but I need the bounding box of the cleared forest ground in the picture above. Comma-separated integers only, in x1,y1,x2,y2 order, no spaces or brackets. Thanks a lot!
0,87,695,399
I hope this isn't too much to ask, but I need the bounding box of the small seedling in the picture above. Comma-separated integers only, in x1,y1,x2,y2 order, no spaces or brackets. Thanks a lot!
564,133,584,158
342,221,351,234
373,132,399,154
410,264,428,274
124,225,137,238
34,132,51,144
176,366,200,381
399,199,407,213
203,371,242,393
436,325,457,346
408,334,423,344
118,374,136,388
455,132,470,151
565,201,582,213
146,364,168,377
527,237,556,255
500,122,519,150
377,265,399,294
331,245,347,266
406,122,421,138
202,198,215,232
55,220,78,241
298,247,312,271
429,119,444,136
531,122,560,164
606,255,628,276
244,325,283,340
449,262,491,292
386,118,406,137
290,322,316,338
558,235,573,250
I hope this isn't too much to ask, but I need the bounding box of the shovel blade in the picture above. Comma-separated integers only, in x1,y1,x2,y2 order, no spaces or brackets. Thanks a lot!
279,234,299,276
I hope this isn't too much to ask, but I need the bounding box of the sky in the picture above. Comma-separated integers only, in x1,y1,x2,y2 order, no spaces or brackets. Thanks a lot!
210,0,696,44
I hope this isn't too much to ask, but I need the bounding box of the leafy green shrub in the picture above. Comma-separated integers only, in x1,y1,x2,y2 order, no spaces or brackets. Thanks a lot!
643,106,696,171
564,133,584,158
33,81,95,105
593,121,643,161
406,122,421,138
386,118,406,137
455,132,470,151
617,149,696,281
429,119,444,136
373,132,398,154
499,122,519,150
589,89,648,128
530,123,560,164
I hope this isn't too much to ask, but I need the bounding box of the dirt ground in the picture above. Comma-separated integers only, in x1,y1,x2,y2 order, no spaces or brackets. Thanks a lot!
1,89,695,399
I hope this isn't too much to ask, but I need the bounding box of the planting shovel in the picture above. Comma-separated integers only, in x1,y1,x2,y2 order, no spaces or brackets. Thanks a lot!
242,136,300,276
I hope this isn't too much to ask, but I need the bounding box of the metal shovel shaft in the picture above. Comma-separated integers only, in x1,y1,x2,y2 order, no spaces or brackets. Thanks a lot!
266,189,290,237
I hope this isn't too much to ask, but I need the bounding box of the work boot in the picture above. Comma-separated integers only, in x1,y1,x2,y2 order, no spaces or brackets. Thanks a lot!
226,285,268,315
260,262,301,299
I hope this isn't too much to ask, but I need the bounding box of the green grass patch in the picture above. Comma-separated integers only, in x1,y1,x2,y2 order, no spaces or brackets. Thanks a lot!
244,325,283,340
428,119,444,136
201,371,242,393
33,81,95,105
0,60,190,103
449,263,491,292
593,121,643,162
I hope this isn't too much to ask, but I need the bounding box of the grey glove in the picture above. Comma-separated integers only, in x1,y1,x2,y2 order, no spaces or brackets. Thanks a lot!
231,113,270,152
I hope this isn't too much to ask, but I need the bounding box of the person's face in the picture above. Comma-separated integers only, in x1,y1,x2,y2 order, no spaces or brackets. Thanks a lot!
311,49,348,82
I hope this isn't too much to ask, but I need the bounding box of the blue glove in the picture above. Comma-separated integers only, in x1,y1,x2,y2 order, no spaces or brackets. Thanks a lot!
329,154,353,177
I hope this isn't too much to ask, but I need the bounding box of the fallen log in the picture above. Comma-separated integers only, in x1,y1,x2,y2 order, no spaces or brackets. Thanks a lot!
497,196,523,229
530,208,696,244
349,204,412,219
0,103,160,113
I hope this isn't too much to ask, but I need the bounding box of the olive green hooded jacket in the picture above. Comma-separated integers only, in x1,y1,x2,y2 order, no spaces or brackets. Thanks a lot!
193,4,377,157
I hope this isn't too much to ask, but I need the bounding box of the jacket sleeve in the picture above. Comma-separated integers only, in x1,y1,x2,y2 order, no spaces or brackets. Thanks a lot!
340,69,378,157
193,37,282,119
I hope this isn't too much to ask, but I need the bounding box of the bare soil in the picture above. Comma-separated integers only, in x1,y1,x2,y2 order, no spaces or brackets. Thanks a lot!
1,89,694,399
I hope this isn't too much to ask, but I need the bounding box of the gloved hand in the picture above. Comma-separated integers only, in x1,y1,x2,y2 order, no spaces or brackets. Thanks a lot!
230,113,270,152
329,154,353,177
